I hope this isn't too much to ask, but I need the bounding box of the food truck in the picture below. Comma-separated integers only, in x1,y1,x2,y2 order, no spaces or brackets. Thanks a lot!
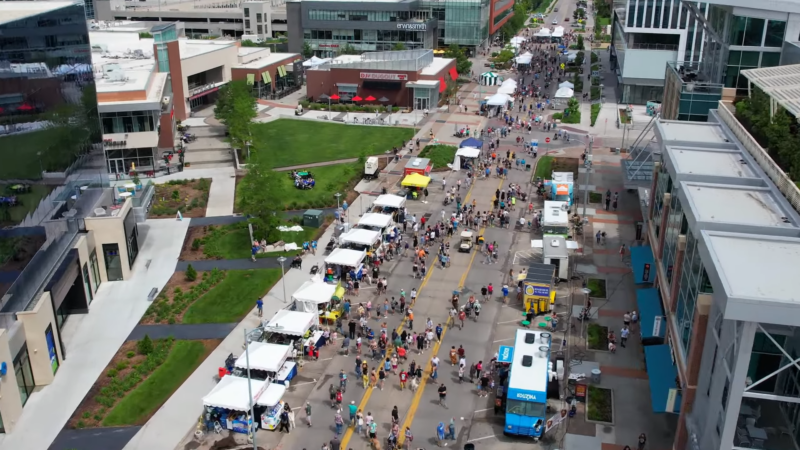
202,375,267,434
531,236,578,280
520,263,557,315
543,172,574,206
259,383,289,430
404,157,432,176
503,329,554,440
542,201,570,236
234,342,296,386
263,309,322,353
356,213,395,239
339,228,382,253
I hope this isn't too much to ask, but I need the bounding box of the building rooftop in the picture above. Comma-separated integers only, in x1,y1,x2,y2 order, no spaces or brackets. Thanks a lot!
667,146,757,179
658,121,732,145
179,39,237,59
420,57,453,76
703,231,800,313
741,64,800,120
0,1,75,25
682,182,794,228
234,52,298,69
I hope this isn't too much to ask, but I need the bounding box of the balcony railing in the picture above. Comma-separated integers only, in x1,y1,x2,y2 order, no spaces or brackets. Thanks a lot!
716,101,800,214
629,43,679,51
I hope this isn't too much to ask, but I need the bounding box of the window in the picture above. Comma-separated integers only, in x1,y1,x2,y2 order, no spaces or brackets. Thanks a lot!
729,16,765,46
256,13,262,23
90,249,101,289
103,243,123,281
83,262,93,304
506,400,548,417
245,19,250,29
244,7,249,17
14,345,35,407
765,20,786,47
257,25,263,34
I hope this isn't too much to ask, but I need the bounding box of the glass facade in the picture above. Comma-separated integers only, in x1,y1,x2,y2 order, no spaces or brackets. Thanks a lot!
650,164,671,238
305,29,430,56
438,0,489,47
103,243,123,281
100,110,159,134
674,229,713,357
309,10,430,21
0,3,102,181
14,345,35,407
105,148,156,174
661,193,686,286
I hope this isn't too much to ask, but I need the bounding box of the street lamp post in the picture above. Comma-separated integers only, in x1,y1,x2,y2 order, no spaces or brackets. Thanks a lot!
277,256,287,302
334,192,341,210
243,328,257,450
36,151,44,177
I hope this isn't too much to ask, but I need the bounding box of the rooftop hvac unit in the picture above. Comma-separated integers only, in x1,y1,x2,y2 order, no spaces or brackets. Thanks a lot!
411,158,422,167
521,355,533,367
524,333,535,344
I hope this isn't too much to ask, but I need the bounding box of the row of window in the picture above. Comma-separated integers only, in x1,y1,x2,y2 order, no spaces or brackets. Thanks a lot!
305,29,426,43
100,111,159,135
308,10,431,22
728,16,785,48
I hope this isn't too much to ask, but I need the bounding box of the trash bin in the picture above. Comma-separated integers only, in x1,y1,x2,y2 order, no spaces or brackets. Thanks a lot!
464,444,476,450
591,368,601,383
303,209,323,227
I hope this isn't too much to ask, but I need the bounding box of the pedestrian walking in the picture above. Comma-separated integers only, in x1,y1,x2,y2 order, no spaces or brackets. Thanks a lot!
638,433,647,450
621,325,630,347
256,298,263,317
278,409,290,433
619,244,626,261
448,418,456,440
334,410,344,435
348,400,357,426
306,401,313,427
289,408,296,429
437,422,446,446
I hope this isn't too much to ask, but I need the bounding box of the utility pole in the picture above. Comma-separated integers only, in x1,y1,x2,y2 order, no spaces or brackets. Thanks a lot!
581,134,593,218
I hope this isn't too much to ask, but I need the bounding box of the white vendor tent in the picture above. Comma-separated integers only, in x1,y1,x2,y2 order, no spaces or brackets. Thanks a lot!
497,84,516,95
235,342,292,372
358,213,393,230
340,229,381,247
452,147,482,170
515,53,533,64
373,194,406,209
256,383,287,407
510,36,527,44
291,277,336,312
501,78,517,87
535,28,551,37
487,93,512,106
554,87,574,98
552,26,565,38
558,81,574,89
203,375,268,411
325,248,366,267
302,56,330,67
264,310,316,337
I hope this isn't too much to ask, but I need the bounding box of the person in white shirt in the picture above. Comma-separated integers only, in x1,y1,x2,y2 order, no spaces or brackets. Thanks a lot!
620,326,630,348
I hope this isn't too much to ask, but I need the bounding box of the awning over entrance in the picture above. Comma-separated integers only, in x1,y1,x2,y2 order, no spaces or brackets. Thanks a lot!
629,245,655,284
643,344,681,413
636,288,665,342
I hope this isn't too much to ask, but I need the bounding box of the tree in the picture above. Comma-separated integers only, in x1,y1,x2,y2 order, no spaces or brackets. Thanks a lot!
338,44,359,55
444,44,472,76
301,41,314,58
215,80,257,150
392,42,407,51
574,51,585,67
137,335,154,356
577,34,585,50
185,264,198,281
237,146,285,242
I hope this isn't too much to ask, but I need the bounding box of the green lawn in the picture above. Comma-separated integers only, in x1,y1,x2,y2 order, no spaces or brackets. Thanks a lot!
587,278,607,298
587,323,609,350
590,103,601,127
239,162,360,210
419,144,458,171
1,184,53,225
182,269,282,323
0,128,84,180
202,222,317,259
102,340,207,426
250,119,414,168
595,16,611,28
533,156,554,180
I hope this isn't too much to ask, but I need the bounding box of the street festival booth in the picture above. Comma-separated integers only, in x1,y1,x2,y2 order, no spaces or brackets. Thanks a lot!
534,28,551,41
372,194,406,216
558,81,574,89
202,375,267,434
531,235,579,280
234,342,297,387
404,157,433,176
543,172,575,206
263,309,322,353
340,228,382,255
258,383,289,430
542,201,570,236
551,26,565,42
510,36,527,45
520,263,557,316
292,276,338,315
515,52,533,66
401,173,431,200
357,213,395,238
480,71,499,86
452,146,481,171
460,137,483,149
501,78,517,88
554,87,574,100
497,84,516,95
486,93,512,116
324,248,367,282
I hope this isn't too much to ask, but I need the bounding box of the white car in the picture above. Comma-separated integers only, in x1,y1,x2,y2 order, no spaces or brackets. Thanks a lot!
552,19,558,25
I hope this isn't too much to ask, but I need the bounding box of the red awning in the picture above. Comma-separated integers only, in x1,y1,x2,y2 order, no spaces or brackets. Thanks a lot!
365,95,376,101
188,87,219,101
449,67,458,80
352,95,363,101
439,78,446,93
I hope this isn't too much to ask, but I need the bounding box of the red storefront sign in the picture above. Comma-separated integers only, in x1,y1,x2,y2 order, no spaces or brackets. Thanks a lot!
318,44,340,48
360,72,408,81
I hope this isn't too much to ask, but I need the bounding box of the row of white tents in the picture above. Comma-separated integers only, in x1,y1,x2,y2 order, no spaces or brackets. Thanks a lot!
533,26,565,38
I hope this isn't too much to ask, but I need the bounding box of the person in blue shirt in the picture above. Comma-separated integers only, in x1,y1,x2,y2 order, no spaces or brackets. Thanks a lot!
485,167,490,178
435,323,443,341
501,285,509,304
342,200,348,211
311,240,317,255
251,245,258,262
256,298,263,317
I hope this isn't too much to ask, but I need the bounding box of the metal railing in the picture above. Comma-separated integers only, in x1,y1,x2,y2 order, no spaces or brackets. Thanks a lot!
629,43,679,51
716,103,800,214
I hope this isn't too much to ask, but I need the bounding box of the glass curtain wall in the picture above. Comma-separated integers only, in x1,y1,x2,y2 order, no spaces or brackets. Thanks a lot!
660,193,686,286
14,345,35,407
442,0,488,48
100,111,159,134
0,3,102,180
650,164,672,238
674,228,712,357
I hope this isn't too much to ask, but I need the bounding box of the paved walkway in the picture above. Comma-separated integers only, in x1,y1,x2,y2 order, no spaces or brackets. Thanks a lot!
0,219,190,450
48,426,142,450
126,323,237,341
273,158,360,171
188,215,247,227
175,257,286,271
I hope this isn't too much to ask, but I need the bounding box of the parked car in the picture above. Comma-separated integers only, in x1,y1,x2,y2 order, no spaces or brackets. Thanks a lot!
552,19,558,25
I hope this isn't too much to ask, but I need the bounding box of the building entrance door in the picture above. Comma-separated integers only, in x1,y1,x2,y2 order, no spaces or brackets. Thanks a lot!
108,159,125,175
414,97,429,111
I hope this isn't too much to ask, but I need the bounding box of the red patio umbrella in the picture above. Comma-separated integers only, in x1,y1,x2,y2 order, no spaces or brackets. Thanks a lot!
329,94,340,100
17,103,33,111
352,95,363,101
365,95,376,101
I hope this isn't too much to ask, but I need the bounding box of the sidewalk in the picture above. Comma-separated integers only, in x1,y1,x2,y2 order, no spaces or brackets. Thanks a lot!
0,219,190,450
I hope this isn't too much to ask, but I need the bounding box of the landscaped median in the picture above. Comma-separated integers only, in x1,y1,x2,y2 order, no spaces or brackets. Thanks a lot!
182,221,323,261
418,144,458,171
69,337,218,428
149,178,212,218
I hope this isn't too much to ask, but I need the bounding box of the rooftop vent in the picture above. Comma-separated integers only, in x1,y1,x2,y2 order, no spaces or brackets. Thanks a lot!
524,333,536,344
521,355,533,367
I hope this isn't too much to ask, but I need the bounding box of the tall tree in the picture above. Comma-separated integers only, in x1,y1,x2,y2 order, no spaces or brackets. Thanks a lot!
301,41,314,58
237,145,285,241
444,44,472,75
214,80,257,150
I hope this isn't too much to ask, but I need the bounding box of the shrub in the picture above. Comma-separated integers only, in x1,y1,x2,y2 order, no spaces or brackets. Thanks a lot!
590,103,601,127
82,411,91,419
171,190,180,200
186,264,198,281
191,238,202,251
116,361,129,371
77,420,86,429
126,351,135,358
107,369,118,377
137,335,154,356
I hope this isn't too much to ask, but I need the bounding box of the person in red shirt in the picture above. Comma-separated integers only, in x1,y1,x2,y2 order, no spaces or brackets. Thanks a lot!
399,369,408,390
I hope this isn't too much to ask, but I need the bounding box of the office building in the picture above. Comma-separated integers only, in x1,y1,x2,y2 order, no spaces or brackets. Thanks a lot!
93,0,288,41
89,23,300,176
660,0,800,120
287,0,513,58
631,81,800,450
0,1,145,433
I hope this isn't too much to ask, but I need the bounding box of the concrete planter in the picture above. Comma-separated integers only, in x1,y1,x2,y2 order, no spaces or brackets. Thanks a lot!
585,386,614,425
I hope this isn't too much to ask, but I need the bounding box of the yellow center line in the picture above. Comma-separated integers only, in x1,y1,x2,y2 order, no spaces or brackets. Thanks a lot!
340,178,477,449
397,176,505,447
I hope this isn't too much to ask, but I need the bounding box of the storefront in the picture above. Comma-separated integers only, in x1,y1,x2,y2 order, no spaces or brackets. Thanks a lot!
232,54,303,101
